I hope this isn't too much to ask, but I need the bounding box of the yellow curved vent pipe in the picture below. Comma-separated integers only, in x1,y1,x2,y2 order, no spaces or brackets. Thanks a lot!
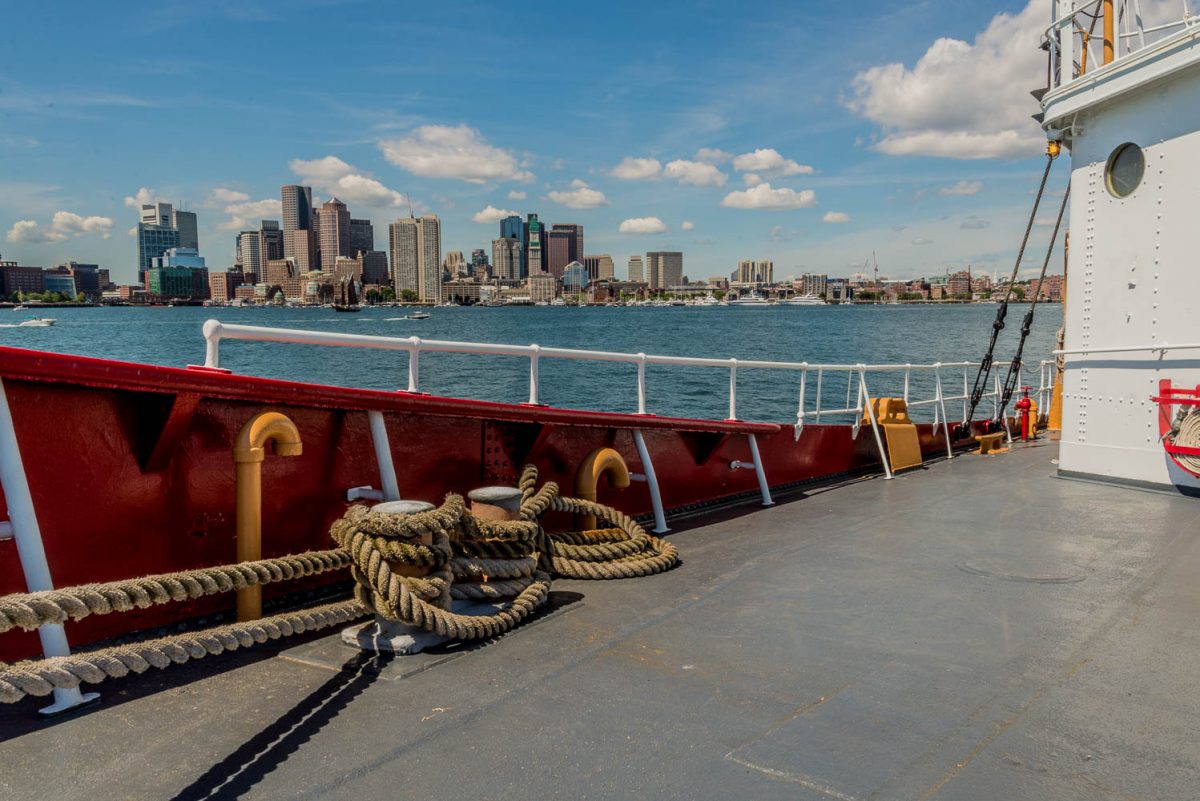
574,447,631,530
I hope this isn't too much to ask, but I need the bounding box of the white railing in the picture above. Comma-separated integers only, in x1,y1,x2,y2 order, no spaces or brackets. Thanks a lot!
200,318,1031,435
1045,0,1199,90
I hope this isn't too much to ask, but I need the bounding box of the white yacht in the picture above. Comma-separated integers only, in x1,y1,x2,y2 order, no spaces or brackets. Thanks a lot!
726,291,771,306
781,294,825,306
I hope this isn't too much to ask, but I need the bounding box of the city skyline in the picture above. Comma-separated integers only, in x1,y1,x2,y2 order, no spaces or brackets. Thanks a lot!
0,1,1073,282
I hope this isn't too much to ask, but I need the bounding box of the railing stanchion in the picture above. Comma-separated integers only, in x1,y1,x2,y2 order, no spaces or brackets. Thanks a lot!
794,367,807,440
814,368,823,423
528,344,540,405
903,364,911,405
934,365,953,459
367,411,401,501
962,368,969,424
407,337,421,393
727,358,738,420
747,433,774,506
632,429,668,533
637,353,647,415
860,368,893,480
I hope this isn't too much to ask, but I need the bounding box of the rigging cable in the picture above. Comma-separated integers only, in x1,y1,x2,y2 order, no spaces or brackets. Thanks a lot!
956,141,1061,437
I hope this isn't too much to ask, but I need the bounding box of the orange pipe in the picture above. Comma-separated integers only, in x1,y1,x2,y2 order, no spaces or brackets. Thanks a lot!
233,412,302,621
1103,0,1115,64
574,447,630,530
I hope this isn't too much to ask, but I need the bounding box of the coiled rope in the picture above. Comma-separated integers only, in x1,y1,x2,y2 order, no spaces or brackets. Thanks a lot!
1170,409,1200,474
0,465,678,704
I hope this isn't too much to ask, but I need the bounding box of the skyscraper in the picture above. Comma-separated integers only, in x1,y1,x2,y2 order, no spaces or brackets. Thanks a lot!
470,248,488,277
628,255,644,282
389,215,441,302
417,215,441,304
551,223,583,263
546,228,572,279
141,202,173,226
500,215,525,276
259,220,284,262
318,197,351,273
349,218,374,255
137,223,179,285
172,209,198,250
736,260,773,283
236,230,262,276
526,213,544,275
281,185,315,263
646,252,683,290
492,238,521,280
583,254,614,281
361,251,389,286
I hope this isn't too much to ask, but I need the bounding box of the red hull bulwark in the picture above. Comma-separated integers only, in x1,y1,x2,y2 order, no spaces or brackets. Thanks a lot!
0,346,966,661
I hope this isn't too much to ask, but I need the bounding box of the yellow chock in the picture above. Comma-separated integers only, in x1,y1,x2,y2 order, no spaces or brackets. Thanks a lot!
861,398,923,472
574,447,631,530
974,432,1008,455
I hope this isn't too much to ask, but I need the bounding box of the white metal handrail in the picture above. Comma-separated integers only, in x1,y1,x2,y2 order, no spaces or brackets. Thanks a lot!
1055,341,1200,355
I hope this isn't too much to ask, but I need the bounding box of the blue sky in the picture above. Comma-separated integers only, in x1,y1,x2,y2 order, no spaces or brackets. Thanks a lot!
0,0,1071,284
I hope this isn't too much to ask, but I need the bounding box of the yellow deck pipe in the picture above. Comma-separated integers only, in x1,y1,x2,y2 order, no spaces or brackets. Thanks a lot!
1103,0,1115,65
574,448,631,530
233,412,302,621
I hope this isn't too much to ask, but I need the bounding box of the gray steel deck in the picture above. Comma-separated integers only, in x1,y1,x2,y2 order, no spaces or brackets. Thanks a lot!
2,442,1198,800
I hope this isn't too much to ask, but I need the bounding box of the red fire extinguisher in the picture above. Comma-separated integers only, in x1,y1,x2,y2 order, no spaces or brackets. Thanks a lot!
1016,386,1033,441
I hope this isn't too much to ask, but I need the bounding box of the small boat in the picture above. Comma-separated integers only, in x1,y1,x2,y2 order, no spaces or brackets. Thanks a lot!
781,294,825,306
332,305,362,313
726,291,771,306
18,316,56,327
405,311,430,320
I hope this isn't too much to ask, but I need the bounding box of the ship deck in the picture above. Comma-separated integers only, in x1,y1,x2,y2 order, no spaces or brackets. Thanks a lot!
2,442,1198,800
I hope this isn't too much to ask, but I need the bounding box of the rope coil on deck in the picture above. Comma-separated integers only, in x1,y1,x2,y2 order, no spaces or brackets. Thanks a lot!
0,464,678,704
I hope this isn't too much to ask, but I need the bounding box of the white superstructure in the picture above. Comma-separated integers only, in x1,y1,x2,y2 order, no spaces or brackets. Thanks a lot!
1042,1,1200,492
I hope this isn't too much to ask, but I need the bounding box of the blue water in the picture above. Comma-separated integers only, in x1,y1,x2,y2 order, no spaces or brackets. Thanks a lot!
0,304,1058,423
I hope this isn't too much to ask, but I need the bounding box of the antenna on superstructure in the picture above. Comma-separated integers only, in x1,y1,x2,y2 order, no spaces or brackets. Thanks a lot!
406,194,414,219
873,251,879,286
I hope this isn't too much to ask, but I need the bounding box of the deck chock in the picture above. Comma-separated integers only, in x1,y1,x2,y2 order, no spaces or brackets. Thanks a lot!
974,432,1009,455
861,398,923,472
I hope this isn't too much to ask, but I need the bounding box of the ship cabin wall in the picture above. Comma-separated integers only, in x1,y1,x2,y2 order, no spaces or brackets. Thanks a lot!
1060,62,1200,492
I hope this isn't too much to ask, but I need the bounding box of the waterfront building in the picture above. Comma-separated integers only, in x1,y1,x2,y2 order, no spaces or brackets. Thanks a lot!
583,254,614,281
800,273,828,297
492,237,521,281
318,197,351,273
500,215,525,277
236,230,262,277
42,270,77,297
947,269,972,298
627,255,644,282
646,252,683,290
281,185,313,259
443,278,483,305
259,220,284,262
1031,274,1064,302
59,262,101,297
390,215,441,302
525,213,545,275
548,224,583,279
470,248,488,277
146,247,209,299
361,251,389,286
172,210,198,250
136,223,179,286
286,229,316,273
417,215,441,304
349,218,374,255
528,271,558,303
208,269,244,301
443,251,467,277
562,261,588,295
264,258,295,286
587,279,649,304
736,260,774,284
0,262,45,296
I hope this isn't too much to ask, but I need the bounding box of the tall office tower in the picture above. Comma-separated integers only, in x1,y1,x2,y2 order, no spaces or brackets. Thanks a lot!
646,252,683,290
361,251,389,285
550,223,583,264
137,222,179,285
583,254,614,281
546,229,573,278
443,251,466,276
172,210,198,250
500,215,525,276
259,220,284,262
287,229,315,273
236,230,262,276
281,185,314,260
628,255,644,282
525,213,544,275
737,260,773,283
263,258,295,285
141,202,173,226
417,215,442,303
470,248,488,276
349,218,374,255
390,218,420,297
491,238,521,280
318,197,351,272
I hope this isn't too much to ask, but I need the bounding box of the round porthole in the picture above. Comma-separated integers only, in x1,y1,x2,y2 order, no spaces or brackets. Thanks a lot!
1105,142,1144,198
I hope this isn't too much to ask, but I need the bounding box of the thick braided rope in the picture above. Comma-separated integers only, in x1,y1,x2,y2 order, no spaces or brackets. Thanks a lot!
0,599,365,704
450,556,537,581
0,549,351,635
450,576,536,600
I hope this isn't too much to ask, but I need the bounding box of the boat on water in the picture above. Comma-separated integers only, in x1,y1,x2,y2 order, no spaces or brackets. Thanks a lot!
331,305,361,313
2,5,1199,799
16,317,55,327
405,311,430,320
726,290,771,306
781,293,825,306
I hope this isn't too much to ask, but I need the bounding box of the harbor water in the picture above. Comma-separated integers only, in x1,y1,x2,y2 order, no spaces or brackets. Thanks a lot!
0,304,1058,423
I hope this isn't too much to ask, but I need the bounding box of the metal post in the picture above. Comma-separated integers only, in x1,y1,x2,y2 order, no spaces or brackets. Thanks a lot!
962,368,969,423
0,378,98,715
860,369,893,480
903,365,911,405
747,433,774,506
935,367,954,460
406,337,420,393
203,319,222,369
632,429,668,533
636,353,647,415
814,368,823,422
794,368,807,440
367,411,401,502
528,345,540,405
727,358,738,421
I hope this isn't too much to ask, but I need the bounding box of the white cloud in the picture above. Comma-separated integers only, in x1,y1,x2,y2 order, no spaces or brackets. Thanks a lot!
663,159,727,187
822,211,850,223
720,183,817,210
769,225,798,243
939,180,983,196
732,148,813,176
507,190,527,200
912,237,934,245
694,147,733,164
1033,216,1057,227
6,211,115,243
619,216,667,234
206,187,250,206
123,187,165,209
289,155,407,209
611,157,661,180
743,173,763,187
681,220,695,231
548,179,609,208
960,216,990,229
379,124,534,183
844,1,1046,159
472,205,519,224
127,226,137,237
220,198,282,231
